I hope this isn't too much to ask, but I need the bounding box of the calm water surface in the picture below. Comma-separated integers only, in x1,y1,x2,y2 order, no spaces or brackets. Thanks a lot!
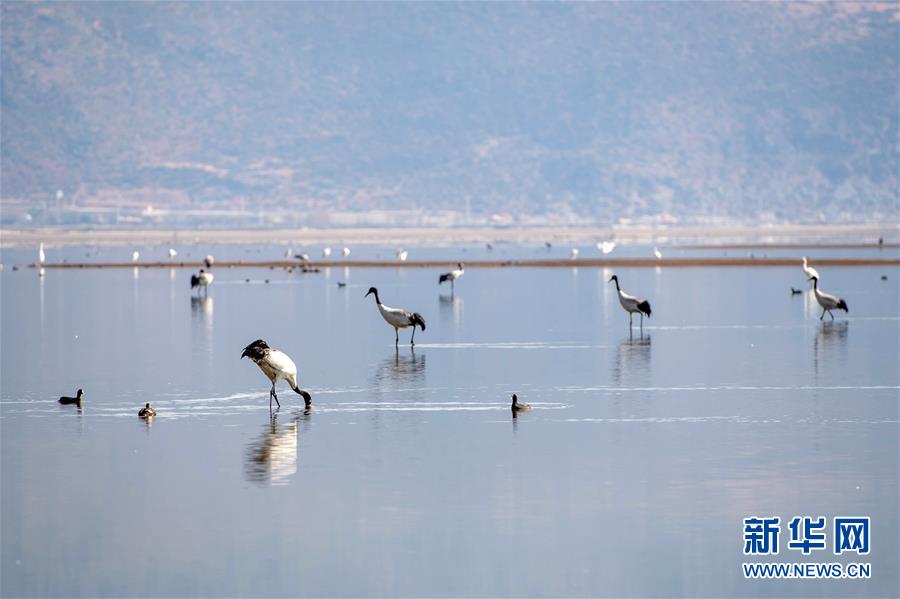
1,244,898,597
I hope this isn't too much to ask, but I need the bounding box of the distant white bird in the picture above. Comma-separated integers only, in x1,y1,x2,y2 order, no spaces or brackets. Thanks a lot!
809,275,848,320
365,286,426,346
609,274,652,328
295,253,310,262
241,339,312,410
38,243,45,264
570,248,579,260
285,247,293,259
342,247,351,257
396,249,408,262
132,250,140,262
439,263,464,292
322,247,332,258
802,256,819,281
204,255,215,268
598,241,616,255
168,248,178,259
653,247,662,260
190,269,214,295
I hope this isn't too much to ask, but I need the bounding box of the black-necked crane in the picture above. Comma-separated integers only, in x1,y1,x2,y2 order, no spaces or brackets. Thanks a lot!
39,243,46,264
204,255,215,268
809,275,848,320
570,248,579,260
242,339,313,410
138,403,157,418
191,269,214,295
802,257,819,282
168,248,178,259
342,247,351,257
609,274,652,328
322,247,332,258
365,287,426,346
59,388,84,406
132,250,140,262
511,393,531,413
396,249,409,262
439,263,464,292
653,247,662,260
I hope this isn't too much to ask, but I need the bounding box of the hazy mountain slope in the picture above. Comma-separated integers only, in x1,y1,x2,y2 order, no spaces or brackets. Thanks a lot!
2,2,897,224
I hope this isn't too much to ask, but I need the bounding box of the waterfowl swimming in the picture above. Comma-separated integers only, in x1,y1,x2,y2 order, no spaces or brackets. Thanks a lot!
609,274,652,328
511,394,530,412
59,388,84,406
790,287,803,295
809,276,848,320
241,339,313,410
365,287,426,346
138,402,157,418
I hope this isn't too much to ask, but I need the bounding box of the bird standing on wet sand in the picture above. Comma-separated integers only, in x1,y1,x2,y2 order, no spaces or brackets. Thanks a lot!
168,248,178,259
132,250,140,262
242,339,313,410
396,249,409,262
191,269,214,295
59,388,84,406
511,394,530,413
439,263,464,292
138,403,157,418
809,276,848,320
204,255,215,268
39,243,46,264
609,274,652,328
365,287,426,346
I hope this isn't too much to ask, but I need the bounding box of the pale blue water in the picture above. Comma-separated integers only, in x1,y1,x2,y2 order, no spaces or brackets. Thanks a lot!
1,244,898,597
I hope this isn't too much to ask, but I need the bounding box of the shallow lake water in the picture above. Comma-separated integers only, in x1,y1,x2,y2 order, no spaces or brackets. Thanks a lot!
1,244,898,597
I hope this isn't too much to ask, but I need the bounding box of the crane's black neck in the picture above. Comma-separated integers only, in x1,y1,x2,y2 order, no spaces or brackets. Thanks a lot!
612,277,620,291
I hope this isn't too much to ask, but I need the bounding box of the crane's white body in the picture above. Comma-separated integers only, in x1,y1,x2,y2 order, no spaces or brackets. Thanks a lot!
132,250,140,262
439,264,464,291
653,247,662,259
366,287,425,345
168,248,178,259
609,275,652,328
570,248,579,260
192,270,214,295
322,247,332,258
342,247,351,257
810,277,848,320
242,340,312,409
204,255,215,268
802,257,819,281
397,249,408,262
39,243,45,264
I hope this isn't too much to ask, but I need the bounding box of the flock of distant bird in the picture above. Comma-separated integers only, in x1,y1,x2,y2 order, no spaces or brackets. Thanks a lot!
44,243,852,418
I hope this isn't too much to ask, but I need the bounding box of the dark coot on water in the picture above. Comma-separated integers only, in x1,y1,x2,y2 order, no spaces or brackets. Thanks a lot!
59,389,84,406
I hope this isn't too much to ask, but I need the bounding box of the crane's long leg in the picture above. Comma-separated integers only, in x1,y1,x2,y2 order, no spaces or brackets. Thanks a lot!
820,308,826,320
271,382,280,409
629,312,633,328
411,325,416,346
395,328,399,346
640,312,644,329
829,309,834,321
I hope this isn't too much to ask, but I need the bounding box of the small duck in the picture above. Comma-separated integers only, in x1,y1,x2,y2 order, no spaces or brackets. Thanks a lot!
337,281,347,288
59,388,84,406
790,287,803,295
138,403,157,418
511,393,530,413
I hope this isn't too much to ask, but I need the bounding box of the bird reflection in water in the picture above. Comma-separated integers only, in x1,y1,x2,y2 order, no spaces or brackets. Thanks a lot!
244,411,310,486
813,321,849,377
438,293,463,329
612,330,651,387
374,347,426,388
